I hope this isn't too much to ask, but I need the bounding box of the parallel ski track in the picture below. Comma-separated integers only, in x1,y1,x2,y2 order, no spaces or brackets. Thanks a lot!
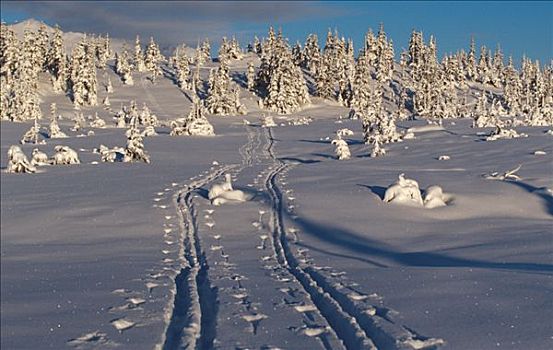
262,127,443,350
262,127,375,350
163,164,236,350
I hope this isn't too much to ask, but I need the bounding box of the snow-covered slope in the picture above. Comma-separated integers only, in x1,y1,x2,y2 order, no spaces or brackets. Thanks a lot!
1,22,552,350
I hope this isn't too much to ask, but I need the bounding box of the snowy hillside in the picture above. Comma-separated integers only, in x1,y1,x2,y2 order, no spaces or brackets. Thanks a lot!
1,19,552,350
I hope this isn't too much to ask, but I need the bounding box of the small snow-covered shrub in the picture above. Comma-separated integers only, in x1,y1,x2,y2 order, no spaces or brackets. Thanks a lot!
96,145,125,162
52,145,80,165
208,174,233,200
211,189,250,206
262,115,277,128
336,128,354,138
287,116,313,126
142,125,157,137
89,113,106,128
31,148,50,166
485,126,528,141
383,174,451,209
6,146,36,173
383,174,424,207
331,138,351,160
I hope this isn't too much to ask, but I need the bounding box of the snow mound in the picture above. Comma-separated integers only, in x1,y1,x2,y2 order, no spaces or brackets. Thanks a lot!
383,174,452,209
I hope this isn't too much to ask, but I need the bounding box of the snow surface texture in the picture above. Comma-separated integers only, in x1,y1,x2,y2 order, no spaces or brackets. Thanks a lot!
1,19,552,350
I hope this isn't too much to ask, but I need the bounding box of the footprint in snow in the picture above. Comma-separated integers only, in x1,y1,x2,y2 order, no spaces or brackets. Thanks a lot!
205,222,215,228
348,292,369,301
294,304,317,313
153,198,162,202
127,297,146,306
158,205,168,209
67,331,112,347
210,245,224,251
303,326,328,337
156,192,164,196
164,228,172,234
164,215,172,220
241,313,268,335
110,318,136,332
204,209,215,214
145,282,159,293
213,234,222,240
111,288,131,295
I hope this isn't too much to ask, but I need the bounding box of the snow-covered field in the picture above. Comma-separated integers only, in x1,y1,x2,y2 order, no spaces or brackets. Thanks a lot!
1,20,552,350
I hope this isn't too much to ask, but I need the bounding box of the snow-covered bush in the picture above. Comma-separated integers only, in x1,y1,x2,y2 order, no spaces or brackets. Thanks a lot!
142,125,157,137
6,145,36,173
262,115,277,127
485,126,528,141
173,96,215,136
331,138,351,160
48,103,68,138
336,128,354,138
89,113,106,128
208,174,233,200
208,173,251,205
96,144,125,163
31,148,49,166
383,174,451,209
51,145,80,165
383,174,424,207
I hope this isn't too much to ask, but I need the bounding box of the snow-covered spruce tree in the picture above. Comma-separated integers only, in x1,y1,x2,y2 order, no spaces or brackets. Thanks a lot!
69,38,97,108
172,47,191,90
502,56,521,116
1,24,20,120
48,103,68,138
115,46,134,85
256,28,310,114
302,33,321,75
20,114,42,144
246,61,256,91
124,123,150,163
139,102,158,126
185,95,215,135
105,74,114,93
472,92,499,127
94,34,112,70
218,36,242,62
476,45,492,85
2,28,43,122
47,25,68,93
144,37,164,83
205,58,246,115
465,36,477,81
292,41,304,66
374,23,395,84
134,35,146,72
316,29,348,101
331,138,351,160
348,53,372,119
36,23,50,70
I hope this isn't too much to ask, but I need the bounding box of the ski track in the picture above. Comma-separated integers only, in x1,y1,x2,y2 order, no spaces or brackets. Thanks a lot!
160,123,444,350
262,127,445,350
162,163,237,350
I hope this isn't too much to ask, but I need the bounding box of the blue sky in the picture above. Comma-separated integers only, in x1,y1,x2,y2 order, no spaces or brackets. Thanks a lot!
1,1,551,63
